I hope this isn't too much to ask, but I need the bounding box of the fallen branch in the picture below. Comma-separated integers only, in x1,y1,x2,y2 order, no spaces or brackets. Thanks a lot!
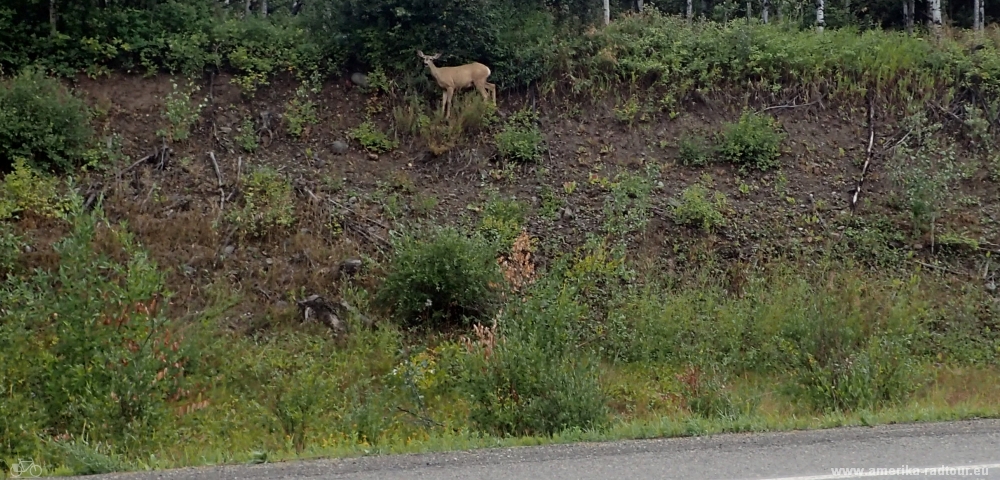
208,151,224,187
850,94,876,213
761,98,821,113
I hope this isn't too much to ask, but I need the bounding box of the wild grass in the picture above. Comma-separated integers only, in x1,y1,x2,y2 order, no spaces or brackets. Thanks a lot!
3,195,998,475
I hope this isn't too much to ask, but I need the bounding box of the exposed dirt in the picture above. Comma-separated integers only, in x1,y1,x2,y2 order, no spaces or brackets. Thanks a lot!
14,71,999,329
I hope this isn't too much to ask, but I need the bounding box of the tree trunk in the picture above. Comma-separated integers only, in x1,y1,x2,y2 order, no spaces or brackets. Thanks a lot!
816,0,825,31
903,0,914,34
261,0,268,17
603,0,610,25
245,0,252,17
747,0,752,21
930,0,942,35
687,0,693,21
974,0,980,30
636,0,643,13
49,0,57,36
762,0,770,23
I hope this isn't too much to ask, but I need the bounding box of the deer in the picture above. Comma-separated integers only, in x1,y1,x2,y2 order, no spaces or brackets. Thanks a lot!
417,50,497,119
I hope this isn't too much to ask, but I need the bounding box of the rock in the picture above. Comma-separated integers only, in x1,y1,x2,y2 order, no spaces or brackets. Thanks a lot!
350,72,369,87
223,245,235,256
296,294,346,336
265,258,273,266
367,153,379,161
332,140,349,155
337,257,363,280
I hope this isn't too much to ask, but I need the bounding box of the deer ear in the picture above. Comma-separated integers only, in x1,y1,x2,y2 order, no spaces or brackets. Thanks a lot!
431,53,441,60
416,50,424,57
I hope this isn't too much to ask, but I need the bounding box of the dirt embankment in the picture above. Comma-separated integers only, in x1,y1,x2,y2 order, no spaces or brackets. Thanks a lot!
18,71,998,326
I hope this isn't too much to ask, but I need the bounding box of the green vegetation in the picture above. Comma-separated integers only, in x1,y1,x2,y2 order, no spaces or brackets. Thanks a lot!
717,110,786,172
0,67,93,173
494,108,545,163
375,226,503,328
226,166,296,240
669,182,729,232
2,0,1000,476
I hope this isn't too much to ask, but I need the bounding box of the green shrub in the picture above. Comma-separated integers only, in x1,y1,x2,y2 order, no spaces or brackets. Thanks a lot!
155,79,205,143
668,183,728,232
716,110,785,171
494,108,544,163
226,166,296,240
0,206,191,458
784,335,921,413
376,226,503,328
463,278,608,437
677,134,713,166
477,194,529,251
0,157,73,221
348,120,398,153
0,67,93,173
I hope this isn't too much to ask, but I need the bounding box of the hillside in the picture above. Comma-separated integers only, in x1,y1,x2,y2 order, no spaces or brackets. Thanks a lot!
2,5,1000,476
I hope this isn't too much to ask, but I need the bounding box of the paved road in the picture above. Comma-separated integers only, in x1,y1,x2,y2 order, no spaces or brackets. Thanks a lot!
63,419,1000,480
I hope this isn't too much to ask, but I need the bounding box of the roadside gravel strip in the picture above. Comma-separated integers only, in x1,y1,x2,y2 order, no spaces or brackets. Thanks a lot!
63,419,1000,480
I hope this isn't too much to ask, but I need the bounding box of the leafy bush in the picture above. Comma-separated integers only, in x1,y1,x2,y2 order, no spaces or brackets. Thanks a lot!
226,166,296,239
494,108,544,163
668,183,728,232
376,226,503,328
155,79,205,143
0,157,73,221
716,110,785,171
477,194,529,251
677,134,713,166
348,120,398,153
0,206,191,458
0,67,93,173
463,278,608,437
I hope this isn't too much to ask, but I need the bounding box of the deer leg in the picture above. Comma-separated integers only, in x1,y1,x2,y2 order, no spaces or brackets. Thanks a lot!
485,83,497,104
474,83,489,103
445,87,455,119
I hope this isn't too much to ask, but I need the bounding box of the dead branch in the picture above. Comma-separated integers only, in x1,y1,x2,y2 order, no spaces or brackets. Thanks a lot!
208,151,224,187
850,94,876,213
761,98,821,113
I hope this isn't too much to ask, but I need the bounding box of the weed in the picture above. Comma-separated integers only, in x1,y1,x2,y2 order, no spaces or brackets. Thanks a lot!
235,117,259,153
717,110,785,172
495,108,544,163
678,134,714,167
668,183,729,232
478,194,529,251
284,85,319,139
156,79,206,143
0,158,74,221
226,166,296,239
348,121,398,154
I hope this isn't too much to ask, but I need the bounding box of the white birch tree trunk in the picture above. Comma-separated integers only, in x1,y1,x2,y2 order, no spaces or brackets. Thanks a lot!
687,0,693,21
930,0,942,36
762,0,770,23
636,0,643,13
903,0,914,34
816,0,825,32
747,0,752,20
603,0,610,25
261,0,268,17
245,0,252,17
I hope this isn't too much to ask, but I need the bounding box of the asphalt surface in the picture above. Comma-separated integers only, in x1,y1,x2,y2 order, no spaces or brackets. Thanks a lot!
60,419,1000,480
